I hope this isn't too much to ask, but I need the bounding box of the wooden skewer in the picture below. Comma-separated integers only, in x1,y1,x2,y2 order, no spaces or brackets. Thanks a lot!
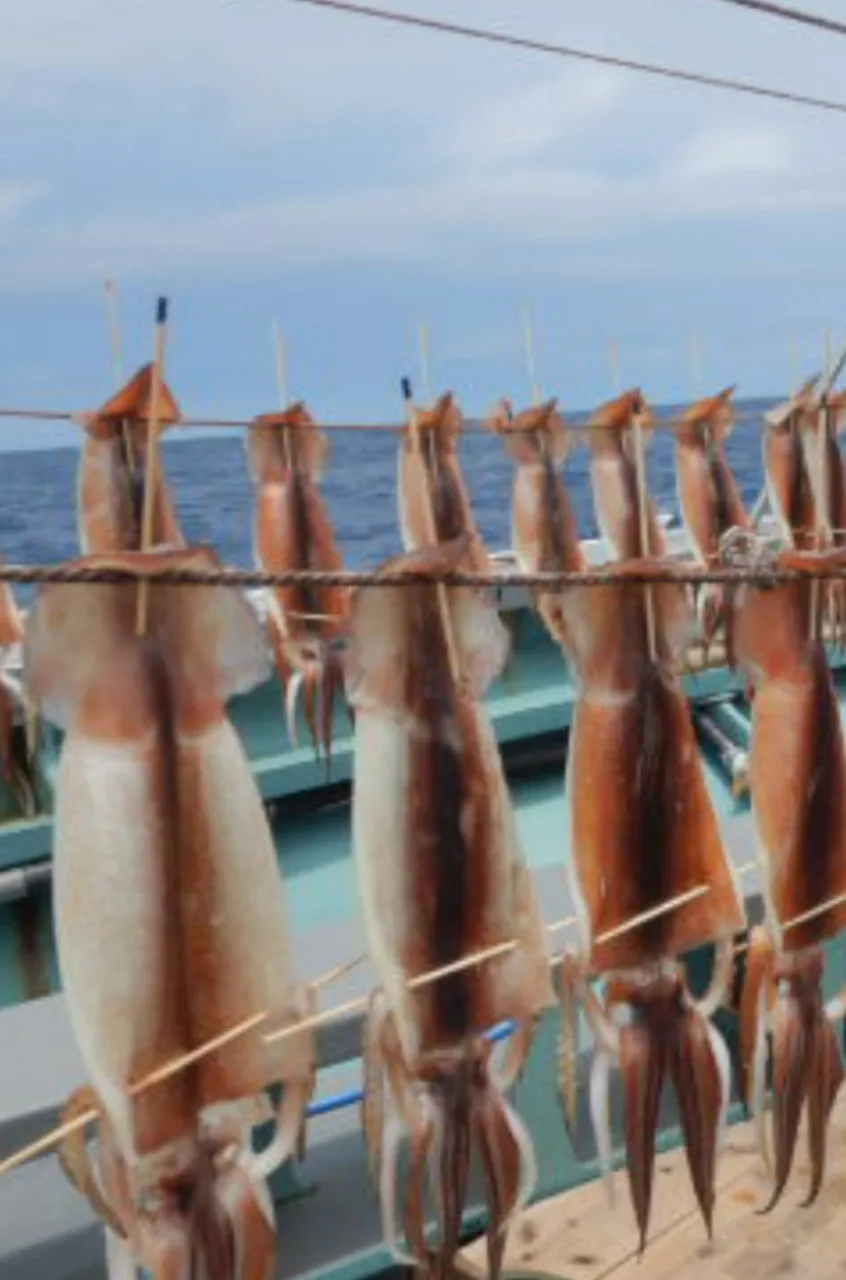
687,331,704,400
0,952,365,1179
418,324,432,405
521,306,541,408
135,297,169,637
403,385,464,689
272,320,288,412
608,339,621,394
105,279,123,387
630,402,658,661
782,887,846,935
105,278,136,474
0,867,736,1180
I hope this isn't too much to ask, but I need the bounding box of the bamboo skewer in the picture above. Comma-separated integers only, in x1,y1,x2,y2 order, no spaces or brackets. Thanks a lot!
105,278,136,474
418,324,432,405
402,384,464,689
105,280,123,388
273,320,288,412
630,403,658,661
608,340,621,394
521,306,541,408
0,871,744,1179
135,298,169,637
0,953,366,1180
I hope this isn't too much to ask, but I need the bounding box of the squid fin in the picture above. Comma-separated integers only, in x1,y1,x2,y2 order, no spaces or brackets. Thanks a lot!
25,547,272,730
345,540,509,715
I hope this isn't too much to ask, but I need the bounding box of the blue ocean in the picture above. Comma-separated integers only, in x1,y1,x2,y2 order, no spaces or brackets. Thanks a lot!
0,397,775,600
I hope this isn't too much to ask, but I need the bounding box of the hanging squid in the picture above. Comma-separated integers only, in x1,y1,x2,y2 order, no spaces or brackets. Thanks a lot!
398,391,489,570
762,376,820,550
674,386,750,651
25,545,315,1279
348,538,554,1279
487,397,586,1133
487,397,584,640
731,543,846,1209
585,388,672,562
247,402,350,765
554,392,745,1252
75,362,185,554
0,564,36,814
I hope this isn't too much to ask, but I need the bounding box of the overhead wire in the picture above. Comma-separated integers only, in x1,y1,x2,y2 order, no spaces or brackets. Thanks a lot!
704,0,846,37
284,0,846,115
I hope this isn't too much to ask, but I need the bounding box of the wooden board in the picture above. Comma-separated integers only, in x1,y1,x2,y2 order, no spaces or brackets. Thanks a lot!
458,1091,846,1280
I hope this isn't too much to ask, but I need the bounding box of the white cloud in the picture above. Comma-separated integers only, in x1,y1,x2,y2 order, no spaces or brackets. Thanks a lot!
445,67,623,168
679,123,794,178
2,0,846,295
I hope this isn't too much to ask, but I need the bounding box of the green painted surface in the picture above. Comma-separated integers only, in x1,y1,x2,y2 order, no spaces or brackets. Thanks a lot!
3,603,846,1280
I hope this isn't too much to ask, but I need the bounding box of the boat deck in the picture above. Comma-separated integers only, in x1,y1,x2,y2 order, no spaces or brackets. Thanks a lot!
458,1092,846,1280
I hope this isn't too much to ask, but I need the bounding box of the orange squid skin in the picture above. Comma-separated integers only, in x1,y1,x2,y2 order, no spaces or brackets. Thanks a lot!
247,403,351,767
733,548,846,1209
495,387,742,1254
75,363,186,555
0,561,33,810
26,546,314,1280
487,398,584,644
398,391,489,571
674,387,750,653
348,540,553,1280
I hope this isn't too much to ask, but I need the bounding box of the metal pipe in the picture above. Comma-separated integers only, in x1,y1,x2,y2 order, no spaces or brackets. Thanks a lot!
706,699,752,750
0,861,52,905
694,709,749,799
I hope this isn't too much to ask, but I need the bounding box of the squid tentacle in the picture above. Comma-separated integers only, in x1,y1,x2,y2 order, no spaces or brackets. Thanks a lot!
56,1087,130,1242
250,985,316,1181
693,936,736,1020
556,952,581,1135
801,1008,843,1208
402,1104,437,1271
760,983,812,1213
361,990,389,1183
670,1007,725,1240
620,1019,666,1255
589,1048,616,1205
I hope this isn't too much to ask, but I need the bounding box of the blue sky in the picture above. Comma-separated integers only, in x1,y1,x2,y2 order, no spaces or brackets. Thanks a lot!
1,0,846,449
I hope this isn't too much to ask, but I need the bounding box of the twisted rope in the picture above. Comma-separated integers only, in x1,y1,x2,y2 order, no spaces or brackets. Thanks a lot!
0,558,834,588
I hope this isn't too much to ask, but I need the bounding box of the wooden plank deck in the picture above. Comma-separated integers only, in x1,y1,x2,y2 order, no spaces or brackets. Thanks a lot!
458,1092,846,1279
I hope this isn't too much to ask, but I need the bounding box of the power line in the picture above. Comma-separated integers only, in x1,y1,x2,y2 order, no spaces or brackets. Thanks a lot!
706,0,846,37
286,0,846,115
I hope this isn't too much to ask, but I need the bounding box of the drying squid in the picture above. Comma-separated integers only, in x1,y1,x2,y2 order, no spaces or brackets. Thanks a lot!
487,398,583,637
348,538,553,1278
75,363,185,554
732,543,846,1208
487,398,585,1130
0,564,35,813
674,387,749,649
247,402,350,763
762,376,820,550
586,388,670,562
398,391,489,570
548,392,744,1251
25,545,315,1279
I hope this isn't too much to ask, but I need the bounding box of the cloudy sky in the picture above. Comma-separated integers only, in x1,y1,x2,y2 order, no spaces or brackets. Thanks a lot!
2,0,845,447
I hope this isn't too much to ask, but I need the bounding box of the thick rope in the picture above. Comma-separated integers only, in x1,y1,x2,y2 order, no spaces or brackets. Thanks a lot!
0,558,827,588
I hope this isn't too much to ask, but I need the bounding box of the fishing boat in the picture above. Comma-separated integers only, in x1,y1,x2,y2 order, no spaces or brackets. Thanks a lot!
0,367,845,1280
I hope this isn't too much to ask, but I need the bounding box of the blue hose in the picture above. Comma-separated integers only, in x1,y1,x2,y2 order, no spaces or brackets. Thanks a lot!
305,1018,515,1118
